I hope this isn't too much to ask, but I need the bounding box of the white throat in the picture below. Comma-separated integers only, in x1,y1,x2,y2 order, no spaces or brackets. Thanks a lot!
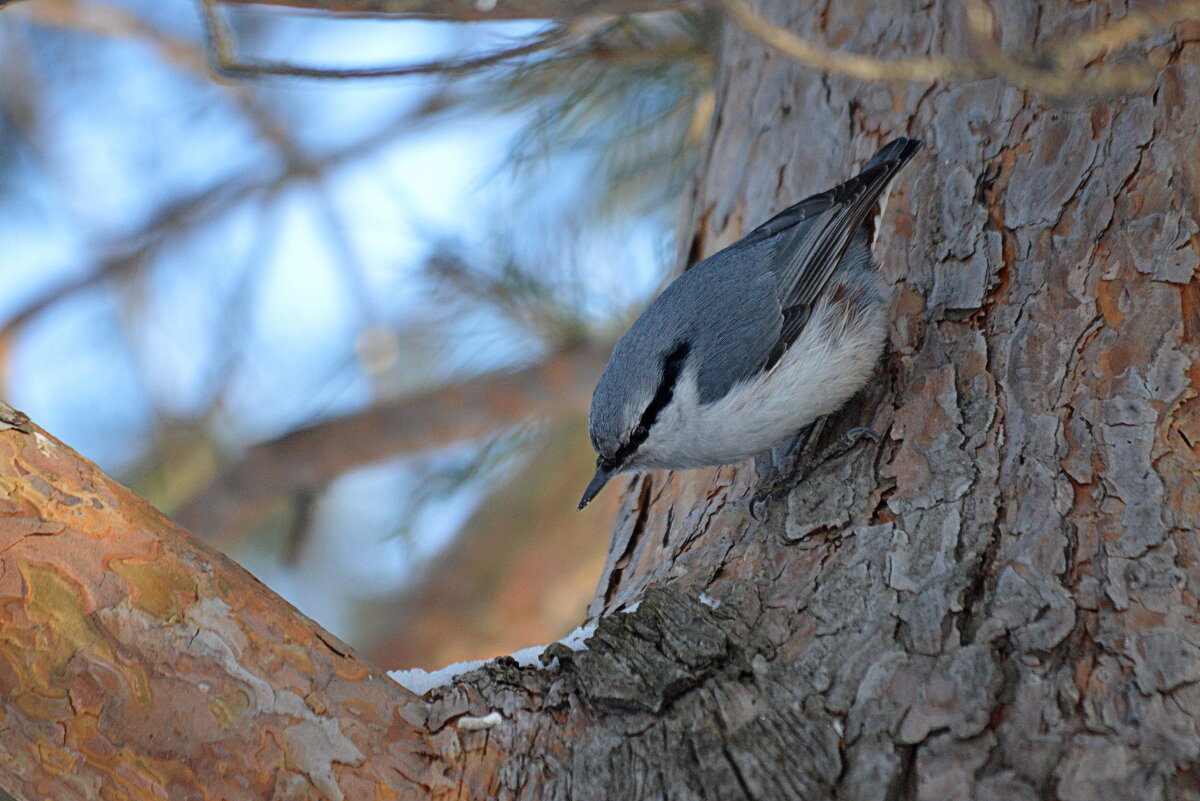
631,298,886,470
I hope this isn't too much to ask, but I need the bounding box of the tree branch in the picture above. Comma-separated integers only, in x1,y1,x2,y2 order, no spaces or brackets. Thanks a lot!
715,0,1200,98
0,403,454,799
174,341,613,545
715,0,951,83
201,0,573,79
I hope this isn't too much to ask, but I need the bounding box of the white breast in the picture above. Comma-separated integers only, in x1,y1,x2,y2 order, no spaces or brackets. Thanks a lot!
635,298,887,470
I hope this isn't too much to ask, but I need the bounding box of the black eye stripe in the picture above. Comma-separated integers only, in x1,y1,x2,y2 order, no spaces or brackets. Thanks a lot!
612,341,691,465
641,341,691,431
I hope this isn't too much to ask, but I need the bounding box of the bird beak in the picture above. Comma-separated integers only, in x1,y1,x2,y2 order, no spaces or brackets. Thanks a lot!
578,462,616,511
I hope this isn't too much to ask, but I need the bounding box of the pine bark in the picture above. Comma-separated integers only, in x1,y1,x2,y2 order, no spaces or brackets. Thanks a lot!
2,0,1200,799
450,0,1200,796
558,0,1200,796
0,408,438,800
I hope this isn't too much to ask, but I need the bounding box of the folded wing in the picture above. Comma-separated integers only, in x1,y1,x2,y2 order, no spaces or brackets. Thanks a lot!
746,138,922,368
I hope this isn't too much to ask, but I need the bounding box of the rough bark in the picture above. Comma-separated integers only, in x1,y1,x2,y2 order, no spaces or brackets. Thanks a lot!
4,1,1200,800
545,0,1200,797
0,407,447,800
420,0,1200,797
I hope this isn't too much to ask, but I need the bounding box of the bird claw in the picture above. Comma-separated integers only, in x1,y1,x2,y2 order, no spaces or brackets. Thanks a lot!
796,425,880,478
749,424,881,521
749,491,774,522
827,426,880,459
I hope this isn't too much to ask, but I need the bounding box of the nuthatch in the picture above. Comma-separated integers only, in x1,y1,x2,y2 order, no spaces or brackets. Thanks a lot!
580,138,922,510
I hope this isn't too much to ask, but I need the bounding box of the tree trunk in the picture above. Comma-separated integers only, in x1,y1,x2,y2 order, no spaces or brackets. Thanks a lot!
557,1,1200,797
555,0,1200,796
3,1,1200,799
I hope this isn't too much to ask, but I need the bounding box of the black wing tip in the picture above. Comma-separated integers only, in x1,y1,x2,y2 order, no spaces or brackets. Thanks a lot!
739,137,923,246
864,137,924,171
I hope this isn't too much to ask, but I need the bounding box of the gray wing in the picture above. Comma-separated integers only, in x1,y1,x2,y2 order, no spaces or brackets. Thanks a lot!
679,256,785,405
742,138,922,368
682,138,921,405
593,251,784,412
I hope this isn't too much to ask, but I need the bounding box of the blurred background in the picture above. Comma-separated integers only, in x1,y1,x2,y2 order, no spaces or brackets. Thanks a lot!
0,0,718,669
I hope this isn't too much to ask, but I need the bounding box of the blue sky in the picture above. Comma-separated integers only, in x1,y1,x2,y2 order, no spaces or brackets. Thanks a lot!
0,2,670,647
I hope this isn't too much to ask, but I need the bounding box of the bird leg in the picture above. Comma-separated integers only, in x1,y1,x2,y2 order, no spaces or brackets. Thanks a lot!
815,426,880,466
751,420,879,519
753,419,821,495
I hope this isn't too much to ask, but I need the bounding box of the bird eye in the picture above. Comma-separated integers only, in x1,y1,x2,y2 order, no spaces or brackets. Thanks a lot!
632,425,648,442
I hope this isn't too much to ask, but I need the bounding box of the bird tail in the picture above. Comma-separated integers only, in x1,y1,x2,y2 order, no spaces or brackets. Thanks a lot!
764,136,923,314
863,137,923,172
860,137,922,249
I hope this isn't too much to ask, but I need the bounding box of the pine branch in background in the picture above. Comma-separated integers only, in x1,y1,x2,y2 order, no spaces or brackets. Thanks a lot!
425,244,592,348
10,0,302,156
367,417,615,670
201,0,576,79
173,341,614,547
202,0,717,214
218,0,693,21
386,424,537,547
202,0,1200,100
0,94,455,349
473,10,716,216
717,0,1200,99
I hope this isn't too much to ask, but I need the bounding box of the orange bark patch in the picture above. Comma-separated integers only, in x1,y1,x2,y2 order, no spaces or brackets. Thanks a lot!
1097,279,1126,329
0,422,443,799
109,546,200,622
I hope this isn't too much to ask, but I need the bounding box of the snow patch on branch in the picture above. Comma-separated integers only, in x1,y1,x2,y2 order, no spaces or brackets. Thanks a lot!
457,711,502,730
557,620,597,653
387,617,604,695
388,658,490,696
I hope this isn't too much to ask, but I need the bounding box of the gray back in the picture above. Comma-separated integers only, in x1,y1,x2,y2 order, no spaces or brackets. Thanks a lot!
588,241,782,456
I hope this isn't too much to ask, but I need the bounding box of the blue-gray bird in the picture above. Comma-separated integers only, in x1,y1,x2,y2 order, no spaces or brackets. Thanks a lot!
578,137,922,510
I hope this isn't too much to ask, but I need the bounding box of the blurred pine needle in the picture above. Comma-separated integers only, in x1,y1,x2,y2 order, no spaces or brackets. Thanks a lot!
467,10,718,217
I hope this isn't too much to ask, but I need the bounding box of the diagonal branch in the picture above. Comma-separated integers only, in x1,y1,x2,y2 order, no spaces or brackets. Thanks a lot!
201,0,574,79
0,406,444,798
173,340,614,546
715,0,1200,98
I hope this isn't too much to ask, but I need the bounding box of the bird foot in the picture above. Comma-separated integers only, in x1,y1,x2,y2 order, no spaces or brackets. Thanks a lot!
750,425,879,521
